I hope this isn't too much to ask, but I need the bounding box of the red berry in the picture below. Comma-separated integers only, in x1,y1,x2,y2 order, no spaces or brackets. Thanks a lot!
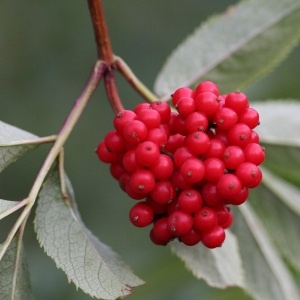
133,102,150,115
122,149,140,173
202,182,225,207
174,146,196,169
194,207,218,232
228,186,249,205
135,141,160,167
238,108,260,129
96,141,118,164
194,81,219,97
214,107,238,130
150,100,171,123
243,143,265,165
227,123,252,148
178,189,203,214
149,153,174,180
110,162,126,180
146,195,168,215
150,180,176,205
151,217,173,245
146,127,168,148
129,169,155,195
236,162,262,188
180,158,205,183
203,158,226,182
223,145,245,170
184,131,211,155
217,174,243,200
204,138,226,159
224,91,249,114
180,228,202,246
201,225,226,248
215,205,231,227
167,210,194,237
137,108,161,129
195,92,220,116
164,134,185,154
129,202,154,227
104,130,126,154
185,111,209,133
172,87,193,107
114,110,137,133
171,170,194,191
176,96,196,117
123,120,148,144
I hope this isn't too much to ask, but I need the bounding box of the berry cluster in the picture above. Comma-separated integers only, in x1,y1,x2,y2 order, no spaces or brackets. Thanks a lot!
96,81,264,248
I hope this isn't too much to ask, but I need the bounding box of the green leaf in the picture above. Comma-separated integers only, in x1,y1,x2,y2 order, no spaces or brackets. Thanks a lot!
34,169,144,300
171,230,245,289
252,100,300,147
0,237,33,300
0,120,39,173
154,0,300,97
249,167,300,271
232,203,300,300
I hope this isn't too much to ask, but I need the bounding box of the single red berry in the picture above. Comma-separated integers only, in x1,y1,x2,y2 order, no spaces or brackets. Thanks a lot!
104,130,127,154
217,174,243,200
204,138,226,159
227,123,252,148
178,189,203,214
203,158,226,182
167,210,194,237
180,158,205,183
214,130,230,147
194,207,218,232
201,225,226,248
221,211,233,229
122,149,140,173
135,141,160,167
227,186,249,205
129,169,155,194
151,217,173,245
137,108,161,129
149,153,174,180
184,131,211,155
172,87,193,107
123,120,148,144
118,172,131,192
224,91,249,114
243,143,265,165
146,127,168,148
202,182,225,207
171,170,194,191
214,205,231,227
214,107,238,130
133,102,150,115
110,162,126,180
172,114,189,136
194,81,219,97
238,108,260,129
236,162,262,188
195,92,220,116
164,134,185,154
126,185,147,200
96,141,118,164
180,228,202,246
222,145,245,170
150,100,171,123
150,180,176,205
185,111,209,133
250,130,260,144
176,96,196,117
113,110,137,133
129,202,154,227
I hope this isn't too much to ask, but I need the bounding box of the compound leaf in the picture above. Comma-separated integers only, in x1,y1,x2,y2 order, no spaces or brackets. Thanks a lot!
34,169,144,300
171,230,245,289
0,237,33,300
154,0,300,97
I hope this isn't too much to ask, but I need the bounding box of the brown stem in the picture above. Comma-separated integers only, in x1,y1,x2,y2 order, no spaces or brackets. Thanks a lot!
104,69,124,114
87,0,113,64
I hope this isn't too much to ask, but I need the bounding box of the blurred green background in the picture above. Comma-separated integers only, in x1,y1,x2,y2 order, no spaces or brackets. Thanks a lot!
0,1,299,299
